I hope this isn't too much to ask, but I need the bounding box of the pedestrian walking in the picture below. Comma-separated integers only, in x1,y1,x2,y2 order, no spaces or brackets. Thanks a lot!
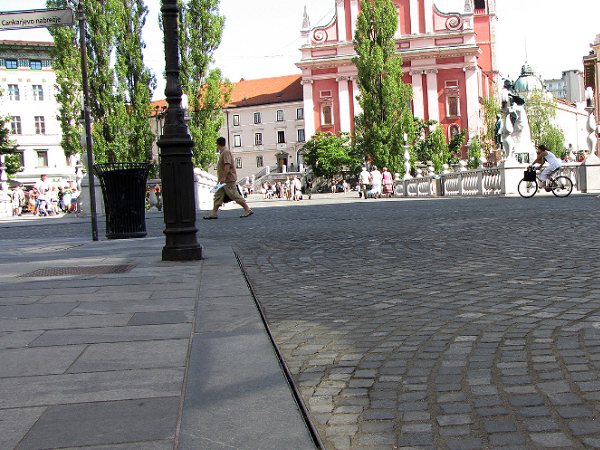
204,137,253,219
359,166,371,199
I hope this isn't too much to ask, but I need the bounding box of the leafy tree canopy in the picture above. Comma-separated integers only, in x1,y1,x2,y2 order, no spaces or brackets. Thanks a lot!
352,0,414,173
303,132,356,180
178,0,231,169
47,0,156,164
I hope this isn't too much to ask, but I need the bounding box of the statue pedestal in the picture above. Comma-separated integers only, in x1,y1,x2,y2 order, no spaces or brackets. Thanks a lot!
579,155,600,193
77,174,104,218
499,156,526,196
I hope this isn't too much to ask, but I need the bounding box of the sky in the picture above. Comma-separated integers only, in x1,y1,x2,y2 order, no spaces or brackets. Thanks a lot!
1,0,599,99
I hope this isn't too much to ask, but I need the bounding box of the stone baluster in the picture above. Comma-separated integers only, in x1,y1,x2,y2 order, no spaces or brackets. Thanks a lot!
403,133,412,179
585,87,598,158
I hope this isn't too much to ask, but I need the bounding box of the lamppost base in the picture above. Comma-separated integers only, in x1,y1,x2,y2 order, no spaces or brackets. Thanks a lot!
162,244,203,261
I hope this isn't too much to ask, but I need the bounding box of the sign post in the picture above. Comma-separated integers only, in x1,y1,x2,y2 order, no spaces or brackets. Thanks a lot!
0,9,75,30
0,5,98,241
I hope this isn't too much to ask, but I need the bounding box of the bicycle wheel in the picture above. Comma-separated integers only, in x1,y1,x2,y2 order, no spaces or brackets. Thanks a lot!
552,176,573,197
518,179,538,198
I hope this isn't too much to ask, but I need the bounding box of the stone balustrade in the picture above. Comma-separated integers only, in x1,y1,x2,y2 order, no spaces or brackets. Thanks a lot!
194,168,218,210
394,161,597,198
0,191,11,218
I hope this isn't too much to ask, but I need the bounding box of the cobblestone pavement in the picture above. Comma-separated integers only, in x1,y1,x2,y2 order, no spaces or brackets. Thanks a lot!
5,194,600,449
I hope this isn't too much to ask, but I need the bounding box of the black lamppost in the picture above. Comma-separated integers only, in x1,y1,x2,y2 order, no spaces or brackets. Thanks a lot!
157,0,202,261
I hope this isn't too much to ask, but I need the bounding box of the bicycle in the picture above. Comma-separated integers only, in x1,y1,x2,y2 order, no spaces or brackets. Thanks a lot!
517,167,573,198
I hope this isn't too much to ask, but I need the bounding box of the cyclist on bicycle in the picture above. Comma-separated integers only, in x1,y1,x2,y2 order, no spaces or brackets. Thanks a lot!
530,144,561,190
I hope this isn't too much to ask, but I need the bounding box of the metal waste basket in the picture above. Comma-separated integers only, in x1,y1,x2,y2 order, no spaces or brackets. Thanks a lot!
93,162,152,239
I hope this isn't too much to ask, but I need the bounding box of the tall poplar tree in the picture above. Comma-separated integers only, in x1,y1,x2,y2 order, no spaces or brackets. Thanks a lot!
115,0,156,163
178,0,232,169
46,1,82,160
353,0,414,173
47,0,155,163
0,103,20,175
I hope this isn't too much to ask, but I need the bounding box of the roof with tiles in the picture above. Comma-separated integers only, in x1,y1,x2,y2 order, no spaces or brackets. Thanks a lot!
151,74,303,113
224,74,303,108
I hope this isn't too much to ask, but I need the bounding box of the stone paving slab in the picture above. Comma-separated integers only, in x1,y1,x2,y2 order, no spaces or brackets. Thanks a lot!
15,397,181,450
0,233,316,450
194,194,600,450
4,194,600,449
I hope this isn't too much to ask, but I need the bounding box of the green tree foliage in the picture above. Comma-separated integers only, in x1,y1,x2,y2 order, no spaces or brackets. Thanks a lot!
178,0,231,169
0,115,21,175
411,118,437,165
46,1,82,159
115,0,157,163
352,0,414,173
480,94,500,155
524,90,566,159
467,135,482,169
47,0,155,163
303,132,355,180
0,88,21,175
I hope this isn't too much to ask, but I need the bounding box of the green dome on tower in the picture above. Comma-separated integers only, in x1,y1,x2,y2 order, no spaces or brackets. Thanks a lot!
513,64,544,94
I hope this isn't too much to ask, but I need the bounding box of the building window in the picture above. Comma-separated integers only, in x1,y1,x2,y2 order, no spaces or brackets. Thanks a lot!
253,112,261,124
36,150,48,167
276,109,284,122
297,129,305,142
29,60,42,70
254,132,263,146
10,116,21,134
321,104,333,126
32,85,44,101
233,135,242,147
235,157,242,169
256,156,263,167
8,84,20,101
277,130,286,144
35,116,46,134
296,107,304,120
474,0,486,10
5,59,17,69
233,114,240,126
447,96,459,117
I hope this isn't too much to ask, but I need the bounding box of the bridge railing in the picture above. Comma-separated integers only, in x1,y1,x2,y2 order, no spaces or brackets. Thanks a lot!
393,160,599,198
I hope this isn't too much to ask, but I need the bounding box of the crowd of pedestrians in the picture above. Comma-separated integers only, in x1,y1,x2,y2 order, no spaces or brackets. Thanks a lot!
8,174,79,217
260,175,303,201
358,165,395,199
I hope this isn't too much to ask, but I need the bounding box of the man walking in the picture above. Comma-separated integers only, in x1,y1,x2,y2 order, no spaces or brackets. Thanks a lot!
204,137,253,219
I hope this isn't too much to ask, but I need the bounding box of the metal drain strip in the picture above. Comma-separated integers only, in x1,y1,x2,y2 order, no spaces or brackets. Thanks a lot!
19,264,137,277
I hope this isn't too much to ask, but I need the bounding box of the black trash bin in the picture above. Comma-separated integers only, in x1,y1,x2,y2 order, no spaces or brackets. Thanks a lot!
93,162,152,239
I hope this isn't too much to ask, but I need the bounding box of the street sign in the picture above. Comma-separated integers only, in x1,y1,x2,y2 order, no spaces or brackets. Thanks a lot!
0,8,74,31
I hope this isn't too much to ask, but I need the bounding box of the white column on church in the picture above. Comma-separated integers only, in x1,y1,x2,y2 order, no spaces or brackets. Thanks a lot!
426,69,439,122
351,75,362,116
464,66,480,138
350,0,360,38
337,76,352,132
411,70,425,119
336,0,347,41
410,0,419,34
424,0,434,33
302,79,316,139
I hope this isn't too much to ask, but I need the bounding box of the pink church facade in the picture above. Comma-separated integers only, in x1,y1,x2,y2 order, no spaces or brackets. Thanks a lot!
297,0,498,157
